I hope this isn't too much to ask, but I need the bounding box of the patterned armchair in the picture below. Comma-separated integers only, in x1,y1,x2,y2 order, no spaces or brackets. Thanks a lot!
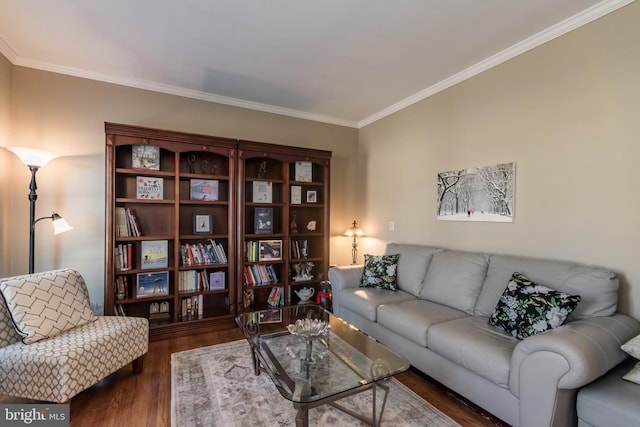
0,269,148,403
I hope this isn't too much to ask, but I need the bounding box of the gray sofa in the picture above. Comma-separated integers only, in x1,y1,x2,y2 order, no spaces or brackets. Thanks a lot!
328,243,640,427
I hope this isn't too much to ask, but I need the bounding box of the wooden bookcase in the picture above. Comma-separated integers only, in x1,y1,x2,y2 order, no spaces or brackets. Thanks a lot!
238,140,331,311
105,123,237,339
105,124,332,338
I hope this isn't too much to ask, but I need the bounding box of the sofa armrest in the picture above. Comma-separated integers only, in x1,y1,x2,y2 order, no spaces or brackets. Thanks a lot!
509,314,640,427
328,265,363,317
510,313,640,395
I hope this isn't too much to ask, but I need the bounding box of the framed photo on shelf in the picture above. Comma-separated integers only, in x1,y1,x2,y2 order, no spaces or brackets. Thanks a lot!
194,214,212,234
132,145,160,170
136,271,169,298
190,179,219,201
258,308,282,324
306,190,317,203
141,240,169,269
295,161,313,182
254,207,273,234
259,239,282,261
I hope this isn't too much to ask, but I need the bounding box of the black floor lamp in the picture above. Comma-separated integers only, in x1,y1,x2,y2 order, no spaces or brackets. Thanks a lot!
8,146,74,273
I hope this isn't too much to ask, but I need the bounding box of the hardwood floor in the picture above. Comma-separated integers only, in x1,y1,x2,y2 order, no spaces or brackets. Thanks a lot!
1,328,507,426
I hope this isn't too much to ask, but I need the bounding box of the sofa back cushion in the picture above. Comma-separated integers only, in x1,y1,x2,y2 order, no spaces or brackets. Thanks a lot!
384,243,443,296
0,269,97,344
475,255,618,319
419,250,490,314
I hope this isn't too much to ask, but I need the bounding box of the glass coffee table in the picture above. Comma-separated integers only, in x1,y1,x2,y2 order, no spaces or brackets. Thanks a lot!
236,305,410,427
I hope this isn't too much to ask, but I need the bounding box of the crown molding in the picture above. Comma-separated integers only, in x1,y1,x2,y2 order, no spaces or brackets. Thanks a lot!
0,36,17,63
358,0,636,128
10,56,359,129
1,0,633,130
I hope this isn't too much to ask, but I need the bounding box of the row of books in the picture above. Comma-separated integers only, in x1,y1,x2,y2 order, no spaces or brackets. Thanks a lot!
178,270,226,292
180,240,227,266
115,206,142,237
267,286,284,307
180,295,203,319
115,275,130,298
245,240,262,262
114,304,128,316
115,243,134,270
243,264,279,286
290,239,309,259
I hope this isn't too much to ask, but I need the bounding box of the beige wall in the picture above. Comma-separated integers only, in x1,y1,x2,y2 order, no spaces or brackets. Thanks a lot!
3,68,358,308
2,3,639,319
0,54,11,275
359,3,640,318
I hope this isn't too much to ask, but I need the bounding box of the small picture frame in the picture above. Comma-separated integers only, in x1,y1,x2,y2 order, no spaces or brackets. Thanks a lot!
258,309,282,324
194,214,212,234
306,190,317,203
259,239,282,261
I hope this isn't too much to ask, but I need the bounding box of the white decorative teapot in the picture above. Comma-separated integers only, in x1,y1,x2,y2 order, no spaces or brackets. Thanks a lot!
294,287,315,303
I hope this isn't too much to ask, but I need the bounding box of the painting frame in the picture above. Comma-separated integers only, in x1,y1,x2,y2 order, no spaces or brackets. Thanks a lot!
437,161,515,222
193,214,212,234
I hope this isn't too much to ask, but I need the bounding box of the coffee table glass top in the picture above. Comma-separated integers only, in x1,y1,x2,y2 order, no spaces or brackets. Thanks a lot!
236,305,409,403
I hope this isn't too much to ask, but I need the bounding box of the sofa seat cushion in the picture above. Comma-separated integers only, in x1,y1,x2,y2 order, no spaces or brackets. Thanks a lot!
339,288,415,321
377,300,468,347
427,316,519,388
419,251,489,315
577,358,640,427
0,315,148,403
476,255,618,319
384,244,442,296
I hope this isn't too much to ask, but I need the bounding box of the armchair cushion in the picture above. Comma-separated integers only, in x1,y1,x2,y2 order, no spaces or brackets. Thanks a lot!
0,315,148,402
0,269,96,344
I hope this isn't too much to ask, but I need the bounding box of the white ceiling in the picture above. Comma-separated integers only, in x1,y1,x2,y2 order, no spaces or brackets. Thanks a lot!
0,0,633,128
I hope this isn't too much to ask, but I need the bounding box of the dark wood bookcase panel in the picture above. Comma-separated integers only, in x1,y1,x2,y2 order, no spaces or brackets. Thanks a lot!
106,123,237,339
238,140,331,309
106,124,331,338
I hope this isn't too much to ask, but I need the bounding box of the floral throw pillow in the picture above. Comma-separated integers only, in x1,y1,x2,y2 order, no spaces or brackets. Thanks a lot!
488,272,581,339
621,334,640,384
360,254,400,291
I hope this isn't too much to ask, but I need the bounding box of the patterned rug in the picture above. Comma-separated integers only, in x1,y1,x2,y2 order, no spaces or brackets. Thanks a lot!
171,340,460,426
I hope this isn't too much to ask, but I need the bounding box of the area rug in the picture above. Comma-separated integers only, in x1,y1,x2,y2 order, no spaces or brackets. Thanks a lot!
171,339,460,426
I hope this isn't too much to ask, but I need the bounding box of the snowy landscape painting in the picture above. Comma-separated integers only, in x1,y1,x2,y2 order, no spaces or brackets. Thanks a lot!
437,162,515,222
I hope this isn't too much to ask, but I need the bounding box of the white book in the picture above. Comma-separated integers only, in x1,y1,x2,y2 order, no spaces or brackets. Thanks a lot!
291,185,302,204
253,181,273,203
